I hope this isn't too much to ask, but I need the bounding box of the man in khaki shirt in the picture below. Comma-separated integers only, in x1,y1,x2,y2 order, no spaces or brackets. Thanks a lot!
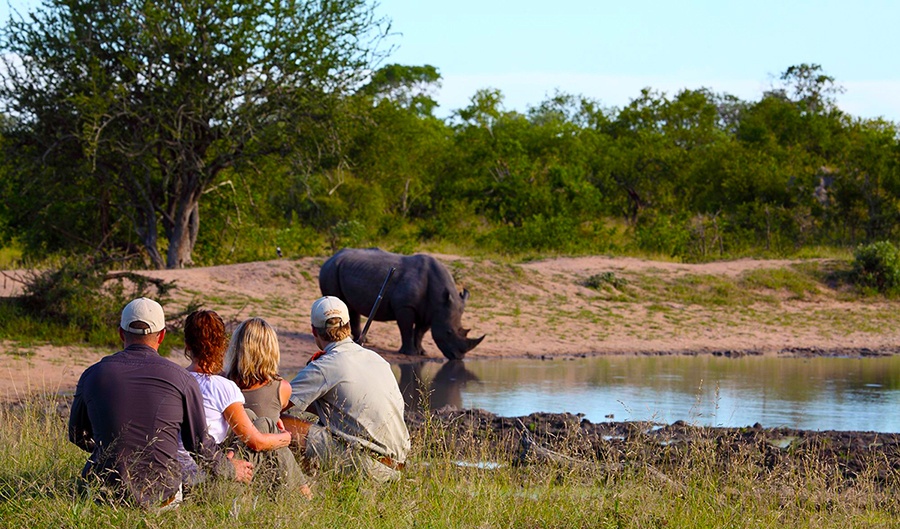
283,296,410,482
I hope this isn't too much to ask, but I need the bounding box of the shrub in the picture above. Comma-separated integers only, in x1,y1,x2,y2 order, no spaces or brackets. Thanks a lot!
583,272,627,290
633,213,692,258
851,240,900,294
480,215,614,255
10,258,194,350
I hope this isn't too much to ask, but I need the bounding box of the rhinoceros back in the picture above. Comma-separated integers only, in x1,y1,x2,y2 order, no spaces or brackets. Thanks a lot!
319,248,408,319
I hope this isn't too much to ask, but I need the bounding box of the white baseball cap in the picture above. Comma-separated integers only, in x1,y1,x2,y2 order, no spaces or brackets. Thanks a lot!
311,296,350,328
120,297,166,335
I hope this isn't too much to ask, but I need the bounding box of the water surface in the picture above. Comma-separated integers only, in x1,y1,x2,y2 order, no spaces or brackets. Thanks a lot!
395,355,900,433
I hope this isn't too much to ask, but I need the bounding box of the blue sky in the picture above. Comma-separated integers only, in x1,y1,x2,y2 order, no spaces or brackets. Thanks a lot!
375,0,900,121
3,0,898,121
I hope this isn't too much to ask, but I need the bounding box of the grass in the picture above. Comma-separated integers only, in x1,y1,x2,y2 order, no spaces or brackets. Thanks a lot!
2,395,899,528
0,300,117,347
0,246,23,269
615,262,854,309
739,267,823,300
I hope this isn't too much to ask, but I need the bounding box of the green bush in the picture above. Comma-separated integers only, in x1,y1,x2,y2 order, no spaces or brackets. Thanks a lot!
193,215,325,265
480,215,614,255
7,258,192,351
851,241,900,294
583,272,628,290
633,213,692,258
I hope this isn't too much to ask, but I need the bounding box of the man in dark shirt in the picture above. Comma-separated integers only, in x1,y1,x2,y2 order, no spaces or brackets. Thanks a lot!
68,297,253,508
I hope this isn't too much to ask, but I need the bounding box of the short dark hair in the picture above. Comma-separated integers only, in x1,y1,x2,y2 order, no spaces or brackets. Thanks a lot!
123,321,150,334
120,322,162,344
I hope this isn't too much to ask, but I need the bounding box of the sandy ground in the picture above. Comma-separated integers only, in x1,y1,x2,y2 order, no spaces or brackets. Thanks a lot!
2,254,898,402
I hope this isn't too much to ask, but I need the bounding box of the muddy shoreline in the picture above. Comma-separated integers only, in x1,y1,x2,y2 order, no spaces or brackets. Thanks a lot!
406,407,900,486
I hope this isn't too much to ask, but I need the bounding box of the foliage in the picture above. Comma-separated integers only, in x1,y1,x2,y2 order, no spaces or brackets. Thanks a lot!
0,244,21,268
2,61,900,265
1,258,192,350
0,0,388,269
851,240,900,295
583,272,628,290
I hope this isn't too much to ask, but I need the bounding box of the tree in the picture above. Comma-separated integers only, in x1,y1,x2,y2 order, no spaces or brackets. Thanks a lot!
360,63,442,117
351,65,448,220
776,63,844,116
0,0,388,268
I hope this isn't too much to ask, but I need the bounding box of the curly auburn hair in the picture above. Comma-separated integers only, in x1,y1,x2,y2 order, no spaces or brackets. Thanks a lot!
184,310,228,374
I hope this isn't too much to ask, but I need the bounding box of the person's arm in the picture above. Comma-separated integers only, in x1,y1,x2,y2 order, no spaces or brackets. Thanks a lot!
288,365,330,412
222,402,292,452
181,379,251,482
67,386,94,452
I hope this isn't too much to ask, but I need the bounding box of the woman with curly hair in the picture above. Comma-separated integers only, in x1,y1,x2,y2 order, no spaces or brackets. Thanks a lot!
177,311,308,496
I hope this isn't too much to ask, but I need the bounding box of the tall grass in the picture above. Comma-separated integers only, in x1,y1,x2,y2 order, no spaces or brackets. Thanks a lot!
0,245,22,269
1,395,898,528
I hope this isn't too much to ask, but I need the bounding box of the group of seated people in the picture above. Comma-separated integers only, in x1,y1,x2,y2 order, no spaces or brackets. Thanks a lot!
68,296,410,510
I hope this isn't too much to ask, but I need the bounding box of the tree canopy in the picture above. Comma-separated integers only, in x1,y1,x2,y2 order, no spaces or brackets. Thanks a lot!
0,0,388,268
2,44,899,265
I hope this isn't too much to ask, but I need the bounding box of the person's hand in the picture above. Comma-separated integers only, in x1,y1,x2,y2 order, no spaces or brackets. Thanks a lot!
227,451,254,483
276,418,286,431
299,483,313,500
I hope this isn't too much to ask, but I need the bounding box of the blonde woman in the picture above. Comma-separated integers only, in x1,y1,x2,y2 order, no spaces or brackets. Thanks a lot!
224,317,294,420
225,317,311,498
175,310,291,487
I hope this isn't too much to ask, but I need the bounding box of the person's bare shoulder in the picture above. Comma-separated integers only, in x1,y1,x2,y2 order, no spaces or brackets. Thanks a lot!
279,378,292,409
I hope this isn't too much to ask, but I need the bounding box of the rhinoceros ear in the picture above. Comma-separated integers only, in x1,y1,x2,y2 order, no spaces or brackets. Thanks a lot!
460,289,470,303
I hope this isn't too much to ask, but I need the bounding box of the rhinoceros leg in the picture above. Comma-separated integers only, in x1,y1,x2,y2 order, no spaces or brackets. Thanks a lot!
348,309,362,342
413,324,429,356
395,307,419,356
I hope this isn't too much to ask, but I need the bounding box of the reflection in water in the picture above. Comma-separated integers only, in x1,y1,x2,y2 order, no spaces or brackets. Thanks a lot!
399,360,480,412
398,363,425,411
431,360,480,409
395,355,900,432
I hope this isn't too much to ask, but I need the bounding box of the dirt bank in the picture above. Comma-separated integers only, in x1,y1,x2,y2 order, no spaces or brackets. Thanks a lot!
2,254,899,402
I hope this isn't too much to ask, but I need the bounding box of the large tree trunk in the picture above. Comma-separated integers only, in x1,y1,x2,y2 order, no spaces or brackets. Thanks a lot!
165,199,200,269
133,192,166,270
144,237,166,270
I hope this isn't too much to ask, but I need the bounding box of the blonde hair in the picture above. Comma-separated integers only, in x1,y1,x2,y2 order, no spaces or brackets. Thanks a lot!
224,317,282,389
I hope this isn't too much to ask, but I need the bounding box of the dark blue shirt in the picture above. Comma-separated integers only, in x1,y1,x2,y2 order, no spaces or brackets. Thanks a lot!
68,343,232,506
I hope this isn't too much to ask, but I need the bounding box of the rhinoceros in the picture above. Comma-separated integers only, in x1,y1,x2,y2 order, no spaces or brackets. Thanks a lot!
318,248,485,360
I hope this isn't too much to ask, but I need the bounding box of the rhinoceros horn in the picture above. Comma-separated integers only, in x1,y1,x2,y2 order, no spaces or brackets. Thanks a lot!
467,334,486,351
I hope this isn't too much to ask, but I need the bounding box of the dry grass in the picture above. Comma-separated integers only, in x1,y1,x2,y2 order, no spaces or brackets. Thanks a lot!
2,395,898,528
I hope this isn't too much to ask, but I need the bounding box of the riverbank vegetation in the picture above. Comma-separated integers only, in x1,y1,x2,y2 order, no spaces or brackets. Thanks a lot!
2,396,898,528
